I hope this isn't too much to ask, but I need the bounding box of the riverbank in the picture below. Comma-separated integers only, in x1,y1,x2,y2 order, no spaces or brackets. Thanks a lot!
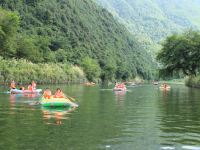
156,77,200,88
185,76,200,88
159,79,185,85
0,58,86,85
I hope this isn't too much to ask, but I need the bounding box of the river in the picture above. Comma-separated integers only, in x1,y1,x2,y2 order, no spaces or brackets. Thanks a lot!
0,84,200,150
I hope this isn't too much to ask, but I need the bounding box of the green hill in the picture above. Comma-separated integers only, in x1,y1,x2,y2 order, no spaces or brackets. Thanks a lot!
0,0,156,81
96,0,200,52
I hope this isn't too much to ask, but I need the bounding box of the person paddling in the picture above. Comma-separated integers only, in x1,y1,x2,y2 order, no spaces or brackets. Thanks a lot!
10,80,16,89
53,88,66,98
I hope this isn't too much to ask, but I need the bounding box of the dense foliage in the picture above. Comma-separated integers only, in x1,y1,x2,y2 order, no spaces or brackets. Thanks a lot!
0,8,19,58
97,0,200,52
0,0,156,81
0,57,85,84
185,76,200,88
81,57,100,82
157,30,200,78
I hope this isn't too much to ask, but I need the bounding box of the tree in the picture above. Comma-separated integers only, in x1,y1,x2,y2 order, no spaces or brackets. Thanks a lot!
81,57,101,82
116,61,131,80
16,36,43,63
99,57,117,81
0,8,19,58
157,30,200,77
55,49,68,62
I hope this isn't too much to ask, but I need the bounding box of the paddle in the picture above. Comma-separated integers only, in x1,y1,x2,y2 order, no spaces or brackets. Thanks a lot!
65,95,76,101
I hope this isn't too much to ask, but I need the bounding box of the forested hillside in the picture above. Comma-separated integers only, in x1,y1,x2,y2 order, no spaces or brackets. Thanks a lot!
96,0,200,52
0,0,155,81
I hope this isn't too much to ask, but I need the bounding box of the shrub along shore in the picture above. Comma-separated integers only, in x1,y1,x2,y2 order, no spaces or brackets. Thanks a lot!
0,57,86,85
185,76,200,88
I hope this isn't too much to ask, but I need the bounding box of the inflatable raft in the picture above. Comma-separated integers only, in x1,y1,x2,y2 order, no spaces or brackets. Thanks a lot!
10,89,42,94
159,86,171,90
113,87,127,91
40,97,78,107
152,82,159,85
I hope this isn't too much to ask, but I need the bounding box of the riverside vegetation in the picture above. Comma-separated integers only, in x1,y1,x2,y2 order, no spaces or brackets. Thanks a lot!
157,30,200,88
0,0,156,84
0,57,85,84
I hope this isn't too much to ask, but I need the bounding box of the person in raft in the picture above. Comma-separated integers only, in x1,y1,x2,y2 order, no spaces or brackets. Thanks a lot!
43,88,52,99
31,81,36,90
28,83,33,91
160,83,170,89
54,88,66,98
10,80,16,89
164,83,167,88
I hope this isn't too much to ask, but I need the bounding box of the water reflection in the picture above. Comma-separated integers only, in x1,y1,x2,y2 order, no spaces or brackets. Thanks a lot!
9,94,16,114
9,93,41,100
22,93,41,98
114,90,126,107
159,85,200,147
2,84,200,149
42,107,76,126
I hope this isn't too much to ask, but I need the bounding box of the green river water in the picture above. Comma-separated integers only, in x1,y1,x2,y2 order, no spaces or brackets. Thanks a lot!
0,84,200,150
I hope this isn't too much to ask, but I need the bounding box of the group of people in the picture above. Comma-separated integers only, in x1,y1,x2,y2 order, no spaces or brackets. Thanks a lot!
115,82,126,88
43,88,66,99
10,80,37,91
10,80,67,99
160,83,170,88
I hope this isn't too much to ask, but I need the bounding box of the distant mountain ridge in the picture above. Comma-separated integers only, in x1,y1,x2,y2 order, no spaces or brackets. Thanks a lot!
96,0,200,51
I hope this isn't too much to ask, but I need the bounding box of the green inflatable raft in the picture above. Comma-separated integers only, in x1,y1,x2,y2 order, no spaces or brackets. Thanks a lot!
40,97,78,107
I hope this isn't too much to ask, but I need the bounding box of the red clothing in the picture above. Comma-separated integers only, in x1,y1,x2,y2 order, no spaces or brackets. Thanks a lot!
28,85,33,91
44,95,51,99
54,92,64,98
116,84,125,88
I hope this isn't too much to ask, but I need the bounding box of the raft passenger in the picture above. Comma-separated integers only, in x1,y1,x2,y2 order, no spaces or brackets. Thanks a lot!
32,81,36,90
43,88,52,99
10,80,16,89
54,88,65,98
28,84,33,91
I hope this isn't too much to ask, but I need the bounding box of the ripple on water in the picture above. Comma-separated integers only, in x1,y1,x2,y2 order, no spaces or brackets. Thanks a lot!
1,84,200,149
161,146,175,150
182,145,200,150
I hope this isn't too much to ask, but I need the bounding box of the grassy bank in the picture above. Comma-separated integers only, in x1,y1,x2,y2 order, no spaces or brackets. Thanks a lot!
0,57,86,84
185,76,200,88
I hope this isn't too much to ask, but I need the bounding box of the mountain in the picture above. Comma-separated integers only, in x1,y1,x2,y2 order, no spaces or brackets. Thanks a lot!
96,0,200,52
0,0,155,80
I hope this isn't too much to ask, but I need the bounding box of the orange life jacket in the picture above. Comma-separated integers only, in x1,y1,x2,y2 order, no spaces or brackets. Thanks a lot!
43,90,51,99
28,85,33,91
